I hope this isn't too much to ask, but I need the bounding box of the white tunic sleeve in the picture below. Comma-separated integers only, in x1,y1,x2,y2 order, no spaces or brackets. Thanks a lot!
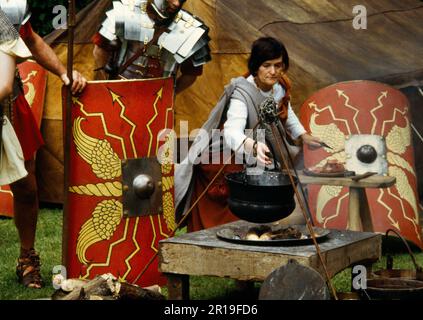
285,102,307,139
223,97,248,153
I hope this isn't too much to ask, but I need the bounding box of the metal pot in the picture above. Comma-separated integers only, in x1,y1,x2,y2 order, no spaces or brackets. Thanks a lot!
364,278,423,300
225,170,297,223
371,229,423,281
365,229,423,299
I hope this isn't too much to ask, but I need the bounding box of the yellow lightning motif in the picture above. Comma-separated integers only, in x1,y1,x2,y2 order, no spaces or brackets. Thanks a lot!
21,70,38,106
146,87,163,156
323,192,349,228
0,187,13,196
380,107,407,137
377,189,400,229
387,187,420,241
109,90,138,157
21,70,37,83
82,218,130,279
108,90,141,277
149,215,158,253
74,98,128,159
120,217,141,281
308,101,352,136
157,107,174,155
370,91,388,134
157,211,171,237
120,86,167,275
336,90,361,134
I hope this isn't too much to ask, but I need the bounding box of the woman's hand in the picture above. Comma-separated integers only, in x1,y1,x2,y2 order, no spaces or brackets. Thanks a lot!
301,133,322,149
255,141,272,165
244,138,272,165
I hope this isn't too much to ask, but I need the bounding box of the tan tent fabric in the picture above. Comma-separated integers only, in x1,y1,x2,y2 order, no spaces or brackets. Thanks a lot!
36,0,423,203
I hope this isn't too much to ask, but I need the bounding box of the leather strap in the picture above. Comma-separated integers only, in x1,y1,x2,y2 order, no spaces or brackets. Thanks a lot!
117,27,166,76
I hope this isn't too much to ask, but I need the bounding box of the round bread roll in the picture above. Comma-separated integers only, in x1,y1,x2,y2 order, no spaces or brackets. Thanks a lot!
245,232,260,240
259,232,272,241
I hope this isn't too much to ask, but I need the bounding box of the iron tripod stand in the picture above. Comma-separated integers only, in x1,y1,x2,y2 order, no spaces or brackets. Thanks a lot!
258,96,338,299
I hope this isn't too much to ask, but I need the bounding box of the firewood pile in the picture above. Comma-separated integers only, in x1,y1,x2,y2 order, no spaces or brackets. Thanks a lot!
51,273,165,300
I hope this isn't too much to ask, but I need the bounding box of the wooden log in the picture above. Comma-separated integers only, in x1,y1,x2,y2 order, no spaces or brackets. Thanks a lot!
117,283,165,300
53,275,165,300
60,276,112,300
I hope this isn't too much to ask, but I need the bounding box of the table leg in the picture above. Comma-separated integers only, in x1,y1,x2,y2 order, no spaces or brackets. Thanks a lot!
166,273,189,300
348,187,374,232
358,189,373,232
348,187,362,231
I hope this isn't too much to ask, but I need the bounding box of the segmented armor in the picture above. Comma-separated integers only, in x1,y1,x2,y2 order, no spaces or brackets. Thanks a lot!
98,0,210,79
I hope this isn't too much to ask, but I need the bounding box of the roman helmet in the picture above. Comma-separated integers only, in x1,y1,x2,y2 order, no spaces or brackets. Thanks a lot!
149,0,186,20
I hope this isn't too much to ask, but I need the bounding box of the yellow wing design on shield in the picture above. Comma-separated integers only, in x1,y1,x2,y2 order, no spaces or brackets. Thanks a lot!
73,117,122,180
76,200,123,264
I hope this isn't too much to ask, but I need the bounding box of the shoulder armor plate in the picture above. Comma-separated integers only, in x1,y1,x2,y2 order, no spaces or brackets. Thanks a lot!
158,9,211,65
0,0,30,29
99,0,155,43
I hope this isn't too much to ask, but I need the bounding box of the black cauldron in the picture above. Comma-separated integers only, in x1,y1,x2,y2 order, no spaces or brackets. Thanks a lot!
225,171,297,223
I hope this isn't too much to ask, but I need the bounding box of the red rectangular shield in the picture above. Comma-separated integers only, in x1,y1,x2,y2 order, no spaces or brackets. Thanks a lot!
63,78,175,286
0,61,47,217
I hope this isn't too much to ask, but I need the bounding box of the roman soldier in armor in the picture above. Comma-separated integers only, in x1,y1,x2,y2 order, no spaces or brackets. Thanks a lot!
92,0,211,93
0,0,87,288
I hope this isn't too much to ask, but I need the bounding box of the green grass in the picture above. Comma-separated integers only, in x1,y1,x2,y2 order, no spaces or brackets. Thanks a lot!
0,208,62,300
1,208,423,300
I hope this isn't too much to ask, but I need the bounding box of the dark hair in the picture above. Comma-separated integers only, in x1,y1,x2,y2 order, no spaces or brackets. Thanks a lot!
247,37,289,76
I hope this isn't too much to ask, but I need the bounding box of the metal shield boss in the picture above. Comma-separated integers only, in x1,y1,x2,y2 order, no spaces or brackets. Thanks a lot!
299,80,422,248
64,77,175,286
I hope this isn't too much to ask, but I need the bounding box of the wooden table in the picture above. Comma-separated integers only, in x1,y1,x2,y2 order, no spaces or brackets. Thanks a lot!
298,172,396,232
159,220,381,300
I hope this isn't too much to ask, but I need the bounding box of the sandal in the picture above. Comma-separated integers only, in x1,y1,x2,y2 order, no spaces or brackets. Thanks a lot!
16,248,44,289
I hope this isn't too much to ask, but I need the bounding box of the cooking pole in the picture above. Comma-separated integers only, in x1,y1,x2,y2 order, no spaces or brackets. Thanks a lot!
270,124,338,300
62,0,75,267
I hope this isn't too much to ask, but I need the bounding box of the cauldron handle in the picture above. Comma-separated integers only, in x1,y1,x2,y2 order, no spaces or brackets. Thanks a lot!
385,229,422,272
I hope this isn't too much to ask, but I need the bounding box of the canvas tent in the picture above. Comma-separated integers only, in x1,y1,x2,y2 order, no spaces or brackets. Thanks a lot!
36,0,423,204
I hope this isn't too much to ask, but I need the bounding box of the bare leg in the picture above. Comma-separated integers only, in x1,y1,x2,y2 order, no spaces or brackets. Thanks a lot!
9,158,43,288
10,159,39,251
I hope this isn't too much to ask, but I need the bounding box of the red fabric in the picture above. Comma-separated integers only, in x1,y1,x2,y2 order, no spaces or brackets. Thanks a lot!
189,162,242,232
12,93,44,160
19,22,33,41
92,32,117,52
